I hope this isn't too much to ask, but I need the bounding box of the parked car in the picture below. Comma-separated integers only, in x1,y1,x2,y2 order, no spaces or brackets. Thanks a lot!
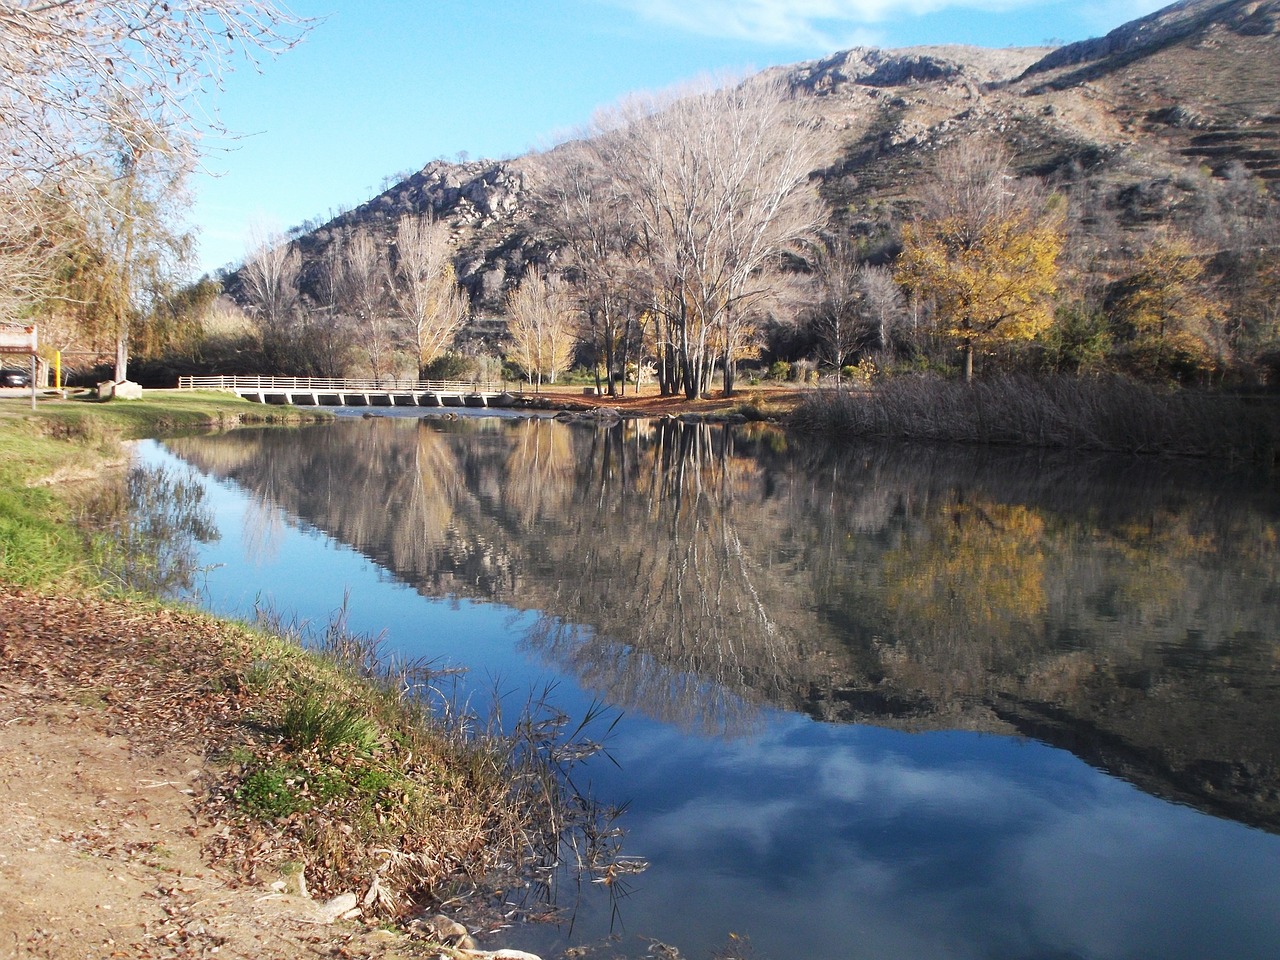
0,367,32,387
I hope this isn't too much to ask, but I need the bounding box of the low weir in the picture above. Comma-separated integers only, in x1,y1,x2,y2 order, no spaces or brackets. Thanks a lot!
177,376,513,408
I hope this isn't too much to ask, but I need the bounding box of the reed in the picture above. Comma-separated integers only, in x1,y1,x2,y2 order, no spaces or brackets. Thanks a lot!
787,374,1280,461
223,599,639,920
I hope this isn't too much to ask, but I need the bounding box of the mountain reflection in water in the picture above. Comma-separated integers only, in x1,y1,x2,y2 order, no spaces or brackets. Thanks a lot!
156,415,1280,959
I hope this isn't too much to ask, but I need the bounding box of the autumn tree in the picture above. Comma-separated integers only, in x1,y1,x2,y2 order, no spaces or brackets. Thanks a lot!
388,213,468,376
586,77,828,398
1113,231,1224,381
505,272,574,390
136,275,223,364
895,141,1063,381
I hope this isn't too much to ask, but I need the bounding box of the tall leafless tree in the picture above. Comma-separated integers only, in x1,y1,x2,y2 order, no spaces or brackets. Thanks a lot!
308,235,354,377
857,263,905,357
389,213,468,376
242,222,301,360
544,148,643,396
805,232,864,382
584,76,829,398
339,227,400,383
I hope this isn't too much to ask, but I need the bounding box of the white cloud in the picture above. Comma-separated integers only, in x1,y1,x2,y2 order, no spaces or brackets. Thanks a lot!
601,0,1168,48
605,0,1011,46
641,794,804,852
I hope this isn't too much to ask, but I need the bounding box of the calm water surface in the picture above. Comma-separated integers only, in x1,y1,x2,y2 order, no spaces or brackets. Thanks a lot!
140,411,1280,960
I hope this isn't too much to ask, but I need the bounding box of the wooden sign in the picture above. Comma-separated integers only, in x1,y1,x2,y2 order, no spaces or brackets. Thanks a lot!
0,325,36,355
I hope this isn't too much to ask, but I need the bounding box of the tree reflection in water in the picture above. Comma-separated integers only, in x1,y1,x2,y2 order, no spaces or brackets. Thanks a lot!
84,462,219,596
165,416,1280,831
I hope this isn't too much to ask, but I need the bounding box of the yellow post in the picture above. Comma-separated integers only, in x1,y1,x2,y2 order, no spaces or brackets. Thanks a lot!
54,350,61,390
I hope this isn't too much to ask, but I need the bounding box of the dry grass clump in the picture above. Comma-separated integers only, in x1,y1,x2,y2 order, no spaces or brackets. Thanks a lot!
788,374,1280,461
206,602,636,921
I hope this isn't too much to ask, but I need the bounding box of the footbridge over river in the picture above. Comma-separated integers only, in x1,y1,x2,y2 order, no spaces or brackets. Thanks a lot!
178,376,514,408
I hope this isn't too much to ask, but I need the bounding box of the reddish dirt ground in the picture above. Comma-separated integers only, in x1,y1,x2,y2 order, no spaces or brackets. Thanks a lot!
527,384,806,416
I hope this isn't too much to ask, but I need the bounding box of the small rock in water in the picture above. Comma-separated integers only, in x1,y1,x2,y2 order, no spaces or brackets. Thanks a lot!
420,913,477,949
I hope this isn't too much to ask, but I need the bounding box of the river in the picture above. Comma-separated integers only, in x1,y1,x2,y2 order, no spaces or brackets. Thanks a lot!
134,410,1280,960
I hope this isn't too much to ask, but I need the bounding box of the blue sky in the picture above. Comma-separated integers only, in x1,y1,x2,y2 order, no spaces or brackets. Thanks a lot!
190,0,1169,277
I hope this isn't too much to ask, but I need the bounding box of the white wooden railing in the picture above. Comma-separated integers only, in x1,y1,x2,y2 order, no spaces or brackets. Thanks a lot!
178,375,506,393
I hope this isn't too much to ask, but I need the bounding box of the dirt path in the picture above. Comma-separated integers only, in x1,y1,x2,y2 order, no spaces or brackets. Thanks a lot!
0,587,425,959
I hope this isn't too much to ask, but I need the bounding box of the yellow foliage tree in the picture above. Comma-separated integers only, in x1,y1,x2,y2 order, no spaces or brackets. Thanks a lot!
1114,232,1224,381
895,142,1064,381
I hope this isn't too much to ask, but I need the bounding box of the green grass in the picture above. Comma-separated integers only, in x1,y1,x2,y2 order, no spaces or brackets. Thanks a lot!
281,687,379,753
0,391,327,588
7,389,330,441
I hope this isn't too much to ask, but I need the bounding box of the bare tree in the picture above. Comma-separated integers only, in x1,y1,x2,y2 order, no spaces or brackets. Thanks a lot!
308,236,354,377
389,213,468,376
506,272,574,390
544,147,642,396
587,77,829,398
339,227,400,383
805,232,865,382
241,222,301,358
857,263,904,357
0,1,306,327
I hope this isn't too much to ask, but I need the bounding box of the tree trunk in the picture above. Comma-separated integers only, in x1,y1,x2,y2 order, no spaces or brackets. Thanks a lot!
604,335,617,396
114,335,128,383
963,340,974,383
682,355,699,400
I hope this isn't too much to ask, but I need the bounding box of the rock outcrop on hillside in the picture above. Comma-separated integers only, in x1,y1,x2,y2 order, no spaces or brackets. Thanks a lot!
1023,0,1280,76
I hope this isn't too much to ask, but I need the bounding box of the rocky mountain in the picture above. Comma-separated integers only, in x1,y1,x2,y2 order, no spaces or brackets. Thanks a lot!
275,0,1278,316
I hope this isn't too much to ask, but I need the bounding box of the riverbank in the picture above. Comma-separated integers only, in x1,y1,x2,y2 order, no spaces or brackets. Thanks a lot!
488,383,808,419
0,395,565,959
